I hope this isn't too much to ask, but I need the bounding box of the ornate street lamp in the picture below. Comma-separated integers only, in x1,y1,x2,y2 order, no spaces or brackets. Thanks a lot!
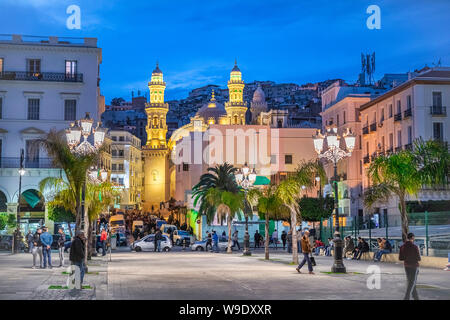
313,126,355,273
66,112,108,232
235,162,257,256
13,149,26,254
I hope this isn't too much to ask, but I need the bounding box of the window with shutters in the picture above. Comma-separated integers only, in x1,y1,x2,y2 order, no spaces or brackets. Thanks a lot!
27,99,40,120
64,99,76,121
27,59,41,74
433,122,443,141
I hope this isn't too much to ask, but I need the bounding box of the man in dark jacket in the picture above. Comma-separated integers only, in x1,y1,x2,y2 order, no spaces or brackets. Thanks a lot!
154,230,163,252
254,231,261,248
31,228,43,269
399,232,421,300
69,231,86,286
281,231,287,250
57,228,66,267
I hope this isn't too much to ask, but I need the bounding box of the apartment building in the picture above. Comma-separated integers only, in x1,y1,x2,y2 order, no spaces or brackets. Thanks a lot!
320,80,383,220
109,130,143,210
0,34,102,233
360,67,450,226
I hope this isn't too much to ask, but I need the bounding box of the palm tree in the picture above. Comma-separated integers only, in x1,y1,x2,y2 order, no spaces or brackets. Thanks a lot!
413,138,450,187
33,129,101,232
364,151,421,242
276,160,320,264
276,177,302,263
365,139,450,242
192,163,242,253
205,188,244,253
248,184,288,260
86,181,119,258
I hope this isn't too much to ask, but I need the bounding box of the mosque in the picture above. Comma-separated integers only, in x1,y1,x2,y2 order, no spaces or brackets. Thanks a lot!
142,62,317,215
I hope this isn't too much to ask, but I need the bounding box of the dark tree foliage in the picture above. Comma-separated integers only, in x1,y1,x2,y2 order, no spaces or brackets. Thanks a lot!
298,196,334,221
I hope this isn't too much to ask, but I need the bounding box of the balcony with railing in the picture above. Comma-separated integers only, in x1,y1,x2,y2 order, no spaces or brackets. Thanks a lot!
0,157,55,169
369,122,377,132
404,108,412,118
404,143,413,151
430,106,447,116
0,71,83,82
362,126,369,135
394,113,402,122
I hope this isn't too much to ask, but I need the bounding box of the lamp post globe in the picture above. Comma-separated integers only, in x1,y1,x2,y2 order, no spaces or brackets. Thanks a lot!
312,126,354,273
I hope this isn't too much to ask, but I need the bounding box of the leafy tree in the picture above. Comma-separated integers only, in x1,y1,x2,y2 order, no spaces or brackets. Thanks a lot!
298,196,334,221
47,204,75,237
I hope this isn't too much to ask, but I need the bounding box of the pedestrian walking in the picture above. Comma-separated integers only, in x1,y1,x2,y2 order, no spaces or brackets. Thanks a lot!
100,228,108,256
296,230,314,274
40,227,53,269
399,233,421,300
212,231,219,252
272,229,278,249
232,230,240,250
69,231,86,288
281,230,287,250
57,228,66,267
31,228,43,269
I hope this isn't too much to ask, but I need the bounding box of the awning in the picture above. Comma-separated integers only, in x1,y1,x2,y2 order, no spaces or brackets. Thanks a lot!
22,190,41,208
254,176,270,186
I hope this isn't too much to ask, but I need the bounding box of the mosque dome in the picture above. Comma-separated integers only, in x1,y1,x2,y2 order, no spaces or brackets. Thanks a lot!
195,91,227,123
252,85,265,103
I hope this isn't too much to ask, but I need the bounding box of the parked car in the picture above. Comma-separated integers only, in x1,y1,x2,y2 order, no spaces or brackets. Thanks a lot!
130,234,172,252
172,230,192,246
190,238,229,251
0,235,25,251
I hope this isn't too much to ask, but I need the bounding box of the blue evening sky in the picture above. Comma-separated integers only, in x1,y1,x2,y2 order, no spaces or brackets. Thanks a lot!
0,0,449,103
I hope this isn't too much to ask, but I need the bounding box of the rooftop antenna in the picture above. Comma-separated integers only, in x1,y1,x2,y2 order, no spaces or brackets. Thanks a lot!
361,52,375,85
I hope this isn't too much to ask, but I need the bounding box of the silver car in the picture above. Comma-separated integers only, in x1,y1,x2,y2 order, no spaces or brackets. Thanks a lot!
131,234,172,252
190,239,229,251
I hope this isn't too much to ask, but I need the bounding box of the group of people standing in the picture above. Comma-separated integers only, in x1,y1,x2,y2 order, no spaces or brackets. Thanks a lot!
26,227,89,288
27,227,65,269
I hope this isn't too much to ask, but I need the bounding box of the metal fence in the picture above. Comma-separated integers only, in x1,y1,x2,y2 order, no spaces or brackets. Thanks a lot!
319,211,450,257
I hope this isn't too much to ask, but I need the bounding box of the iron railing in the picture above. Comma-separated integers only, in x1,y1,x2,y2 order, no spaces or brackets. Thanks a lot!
394,113,402,121
430,106,447,116
0,71,83,82
404,108,412,118
369,123,377,132
362,126,369,135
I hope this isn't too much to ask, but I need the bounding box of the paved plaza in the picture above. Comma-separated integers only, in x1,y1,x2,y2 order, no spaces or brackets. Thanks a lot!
0,248,449,300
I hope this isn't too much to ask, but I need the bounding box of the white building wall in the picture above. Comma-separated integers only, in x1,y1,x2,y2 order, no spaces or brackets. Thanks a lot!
0,35,102,233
